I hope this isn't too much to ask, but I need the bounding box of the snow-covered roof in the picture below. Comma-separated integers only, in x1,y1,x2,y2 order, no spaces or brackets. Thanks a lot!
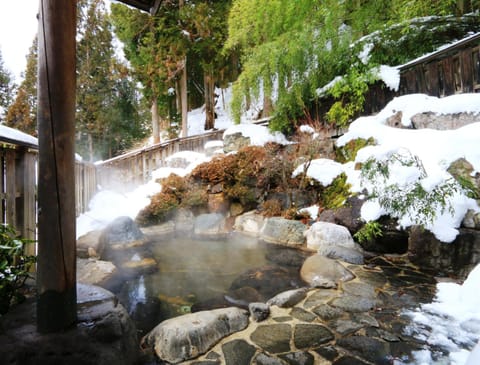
399,32,480,70
0,124,38,149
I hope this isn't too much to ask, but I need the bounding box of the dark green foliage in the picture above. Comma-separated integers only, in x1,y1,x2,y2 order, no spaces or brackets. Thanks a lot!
359,151,474,227
0,224,36,315
336,138,375,163
354,221,383,244
227,0,480,132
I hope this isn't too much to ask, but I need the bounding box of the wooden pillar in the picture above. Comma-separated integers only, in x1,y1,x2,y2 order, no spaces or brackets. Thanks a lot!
36,0,77,333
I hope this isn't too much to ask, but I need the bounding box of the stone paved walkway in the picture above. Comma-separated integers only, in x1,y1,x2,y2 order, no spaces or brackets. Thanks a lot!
175,256,438,365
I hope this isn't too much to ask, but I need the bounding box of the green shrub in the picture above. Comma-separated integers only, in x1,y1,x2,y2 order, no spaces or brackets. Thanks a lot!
359,151,474,227
0,224,36,315
354,221,383,244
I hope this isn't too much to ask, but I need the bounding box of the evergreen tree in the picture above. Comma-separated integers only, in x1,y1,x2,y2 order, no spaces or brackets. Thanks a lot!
76,0,147,161
4,38,37,135
0,49,16,124
181,0,232,130
111,2,187,142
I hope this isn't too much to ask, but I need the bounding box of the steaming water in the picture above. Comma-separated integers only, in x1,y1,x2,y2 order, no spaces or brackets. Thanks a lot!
114,234,303,335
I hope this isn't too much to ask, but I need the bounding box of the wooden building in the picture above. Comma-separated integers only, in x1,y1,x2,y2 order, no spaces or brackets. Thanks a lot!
399,33,480,96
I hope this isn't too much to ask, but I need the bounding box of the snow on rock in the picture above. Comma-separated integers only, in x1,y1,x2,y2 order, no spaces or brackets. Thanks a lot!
334,93,480,242
223,123,290,146
292,158,344,186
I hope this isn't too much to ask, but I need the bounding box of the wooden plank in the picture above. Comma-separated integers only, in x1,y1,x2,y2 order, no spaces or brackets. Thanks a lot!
5,149,16,228
0,149,5,224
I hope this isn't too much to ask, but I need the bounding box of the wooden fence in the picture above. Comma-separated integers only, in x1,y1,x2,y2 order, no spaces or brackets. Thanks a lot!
0,145,37,256
0,140,98,255
97,129,225,191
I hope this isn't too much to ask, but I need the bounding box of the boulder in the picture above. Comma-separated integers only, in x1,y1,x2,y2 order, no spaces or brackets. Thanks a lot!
317,196,364,233
77,258,119,290
143,307,249,364
260,217,307,247
300,254,355,288
234,211,266,237
141,221,176,239
174,208,196,234
304,221,358,250
100,216,148,252
208,192,230,214
77,229,104,258
411,111,480,130
204,140,224,157
194,213,228,238
304,222,364,264
223,132,250,153
320,245,365,265
408,225,480,279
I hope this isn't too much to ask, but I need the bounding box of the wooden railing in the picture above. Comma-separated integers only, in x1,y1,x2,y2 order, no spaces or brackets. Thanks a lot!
75,160,97,217
96,129,225,191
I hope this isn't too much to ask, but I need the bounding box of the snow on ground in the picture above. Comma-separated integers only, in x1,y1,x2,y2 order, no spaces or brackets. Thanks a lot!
404,263,480,365
223,123,291,146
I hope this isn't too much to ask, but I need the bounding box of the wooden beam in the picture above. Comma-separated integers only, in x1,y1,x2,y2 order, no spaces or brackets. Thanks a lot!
36,0,77,333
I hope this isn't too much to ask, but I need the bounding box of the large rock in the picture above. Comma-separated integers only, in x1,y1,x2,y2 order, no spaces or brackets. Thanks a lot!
194,213,229,238
77,229,104,258
304,222,357,250
77,258,119,290
234,211,266,237
260,217,307,247
304,221,364,264
0,284,139,365
300,254,355,288
100,216,148,252
317,196,364,233
408,225,480,279
141,221,176,239
143,307,249,364
223,132,251,153
411,112,480,130
174,208,196,234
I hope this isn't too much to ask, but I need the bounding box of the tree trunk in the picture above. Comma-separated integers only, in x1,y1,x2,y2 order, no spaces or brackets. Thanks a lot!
180,58,188,137
87,133,93,162
37,0,77,333
204,70,215,130
178,0,188,137
151,98,160,144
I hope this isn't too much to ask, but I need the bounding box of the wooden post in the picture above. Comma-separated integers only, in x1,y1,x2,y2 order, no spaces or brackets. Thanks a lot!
36,0,77,333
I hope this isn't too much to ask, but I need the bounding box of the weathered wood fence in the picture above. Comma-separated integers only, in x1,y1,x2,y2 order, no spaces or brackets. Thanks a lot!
0,140,98,255
96,129,225,191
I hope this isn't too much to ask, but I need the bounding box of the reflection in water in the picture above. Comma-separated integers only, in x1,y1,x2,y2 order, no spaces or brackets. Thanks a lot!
114,234,305,335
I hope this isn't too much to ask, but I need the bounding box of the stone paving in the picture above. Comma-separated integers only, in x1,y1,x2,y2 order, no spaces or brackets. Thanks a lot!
170,255,438,365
